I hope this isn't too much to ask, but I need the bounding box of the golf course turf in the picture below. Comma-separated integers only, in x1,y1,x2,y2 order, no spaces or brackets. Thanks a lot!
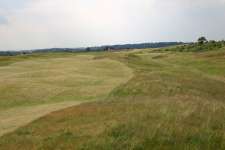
0,47,225,149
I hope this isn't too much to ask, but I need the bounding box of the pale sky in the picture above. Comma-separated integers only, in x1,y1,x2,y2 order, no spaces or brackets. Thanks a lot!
0,0,225,50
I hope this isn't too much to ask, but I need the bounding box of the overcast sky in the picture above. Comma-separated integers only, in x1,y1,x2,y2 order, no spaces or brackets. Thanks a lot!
0,0,225,50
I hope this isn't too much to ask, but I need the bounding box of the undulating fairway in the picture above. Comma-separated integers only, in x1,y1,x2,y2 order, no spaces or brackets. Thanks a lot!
0,53,133,136
0,47,225,149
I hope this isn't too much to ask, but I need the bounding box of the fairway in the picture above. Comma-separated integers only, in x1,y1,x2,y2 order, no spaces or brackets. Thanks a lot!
0,54,133,136
0,47,224,150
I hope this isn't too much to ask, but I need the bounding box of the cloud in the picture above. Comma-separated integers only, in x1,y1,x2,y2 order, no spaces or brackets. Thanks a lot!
0,0,225,50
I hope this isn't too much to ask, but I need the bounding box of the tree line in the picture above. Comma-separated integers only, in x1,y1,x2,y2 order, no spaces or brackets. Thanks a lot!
0,42,182,56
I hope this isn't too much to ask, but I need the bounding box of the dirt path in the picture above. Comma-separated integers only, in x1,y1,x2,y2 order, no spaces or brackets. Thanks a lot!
0,101,86,137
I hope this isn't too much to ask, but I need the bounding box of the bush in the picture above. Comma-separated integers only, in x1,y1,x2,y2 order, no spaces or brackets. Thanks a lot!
162,41,225,52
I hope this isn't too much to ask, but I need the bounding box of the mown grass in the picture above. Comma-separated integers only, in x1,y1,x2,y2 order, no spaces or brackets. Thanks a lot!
0,47,225,149
0,54,132,110
0,53,133,137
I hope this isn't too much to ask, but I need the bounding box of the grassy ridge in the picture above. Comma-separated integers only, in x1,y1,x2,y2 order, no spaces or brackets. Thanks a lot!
0,47,225,149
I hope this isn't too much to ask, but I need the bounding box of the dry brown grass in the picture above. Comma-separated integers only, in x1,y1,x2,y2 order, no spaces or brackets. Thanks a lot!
0,54,133,137
0,48,225,149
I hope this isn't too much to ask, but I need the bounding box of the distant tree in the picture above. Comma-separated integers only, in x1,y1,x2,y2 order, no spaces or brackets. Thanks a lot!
86,47,91,52
209,40,216,44
104,46,110,51
198,37,207,44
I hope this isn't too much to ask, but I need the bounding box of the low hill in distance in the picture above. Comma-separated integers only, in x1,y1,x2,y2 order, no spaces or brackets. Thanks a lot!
0,42,182,56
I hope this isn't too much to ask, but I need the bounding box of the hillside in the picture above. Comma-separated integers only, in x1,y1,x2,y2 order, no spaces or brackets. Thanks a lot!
0,45,225,149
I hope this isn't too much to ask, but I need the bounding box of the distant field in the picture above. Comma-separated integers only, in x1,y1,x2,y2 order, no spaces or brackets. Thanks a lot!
0,47,225,149
0,53,133,136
